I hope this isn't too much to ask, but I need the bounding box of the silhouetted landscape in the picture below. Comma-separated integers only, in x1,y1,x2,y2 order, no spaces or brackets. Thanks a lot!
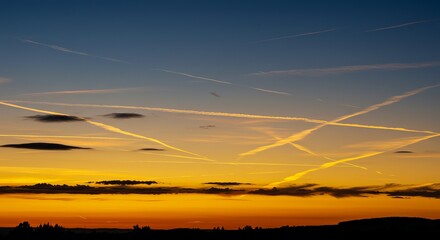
0,217,439,240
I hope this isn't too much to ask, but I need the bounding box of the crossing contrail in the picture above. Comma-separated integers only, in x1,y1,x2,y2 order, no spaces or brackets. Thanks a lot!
0,101,207,159
240,84,440,158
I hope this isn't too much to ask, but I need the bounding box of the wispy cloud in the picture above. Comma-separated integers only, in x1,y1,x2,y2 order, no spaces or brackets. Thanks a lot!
25,114,84,123
20,39,129,63
240,84,440,158
0,134,130,141
250,62,440,77
366,20,433,32
255,28,336,43
21,87,139,96
0,77,11,84
1,182,439,199
8,100,437,135
1,142,91,150
158,69,291,96
0,101,206,158
102,113,145,119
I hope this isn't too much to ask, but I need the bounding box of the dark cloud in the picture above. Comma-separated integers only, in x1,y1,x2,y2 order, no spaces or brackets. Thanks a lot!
394,150,414,154
0,183,438,199
94,180,157,186
139,148,165,151
204,182,251,186
103,113,145,119
25,114,84,123
0,142,91,150
210,92,221,97
200,125,216,129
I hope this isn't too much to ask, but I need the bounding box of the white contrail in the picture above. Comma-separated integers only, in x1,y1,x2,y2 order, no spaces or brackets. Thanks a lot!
250,62,440,76
255,28,336,43
20,39,129,63
0,134,132,140
268,133,440,186
366,20,433,32
158,69,291,96
6,100,437,135
240,84,440,157
0,101,206,158
20,87,140,96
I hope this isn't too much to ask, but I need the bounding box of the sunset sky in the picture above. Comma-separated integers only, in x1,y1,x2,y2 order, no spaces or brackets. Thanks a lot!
0,0,439,229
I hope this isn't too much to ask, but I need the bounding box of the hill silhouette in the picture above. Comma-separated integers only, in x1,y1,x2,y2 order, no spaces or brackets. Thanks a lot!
0,217,439,240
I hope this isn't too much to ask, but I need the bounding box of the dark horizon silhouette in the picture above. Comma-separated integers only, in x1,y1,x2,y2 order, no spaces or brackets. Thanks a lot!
1,217,439,240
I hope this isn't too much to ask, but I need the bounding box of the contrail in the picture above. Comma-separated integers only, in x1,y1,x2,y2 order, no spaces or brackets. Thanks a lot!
20,39,129,63
366,20,433,32
0,101,206,158
158,69,233,85
240,84,440,157
0,134,132,141
262,130,367,170
250,62,440,77
255,28,336,43
158,69,291,96
268,133,440,186
5,100,437,135
20,87,140,96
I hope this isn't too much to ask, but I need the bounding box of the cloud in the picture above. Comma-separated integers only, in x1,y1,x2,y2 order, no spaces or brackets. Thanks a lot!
0,77,11,84
0,183,438,199
158,69,291,96
25,114,84,123
103,113,145,119
250,62,440,77
139,148,165,151
394,150,414,154
0,101,207,159
7,100,436,135
200,125,216,129
21,87,139,96
93,180,157,186
366,20,433,32
210,92,221,97
240,84,440,158
0,142,91,150
255,28,336,43
204,182,251,186
20,39,129,63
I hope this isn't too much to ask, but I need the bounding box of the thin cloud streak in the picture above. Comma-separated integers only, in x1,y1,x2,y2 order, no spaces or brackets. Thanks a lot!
250,62,440,76
20,39,129,63
6,100,437,135
240,84,440,158
0,134,131,141
158,69,291,96
0,101,206,158
255,28,336,43
366,20,433,32
269,133,440,186
21,87,139,96
0,77,11,84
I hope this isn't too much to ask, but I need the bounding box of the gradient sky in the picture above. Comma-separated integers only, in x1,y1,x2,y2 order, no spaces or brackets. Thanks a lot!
0,0,440,229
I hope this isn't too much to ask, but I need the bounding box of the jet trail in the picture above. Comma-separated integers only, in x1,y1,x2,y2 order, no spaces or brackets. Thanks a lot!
366,20,432,32
264,131,367,170
240,84,440,157
0,134,132,140
255,28,336,43
0,101,206,158
268,133,440,186
20,39,129,63
5,100,437,135
21,87,139,96
158,69,291,96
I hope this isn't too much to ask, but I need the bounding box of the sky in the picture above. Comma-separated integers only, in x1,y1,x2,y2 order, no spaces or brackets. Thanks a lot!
0,0,440,229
